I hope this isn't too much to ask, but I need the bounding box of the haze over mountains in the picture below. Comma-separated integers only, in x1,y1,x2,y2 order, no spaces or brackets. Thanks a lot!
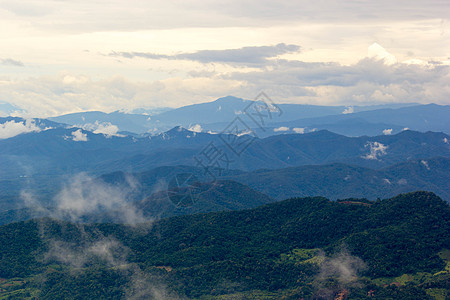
2,0,450,297
0,95,449,299
0,96,448,225
1,96,449,199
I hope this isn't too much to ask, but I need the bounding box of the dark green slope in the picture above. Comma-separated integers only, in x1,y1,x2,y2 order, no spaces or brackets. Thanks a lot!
0,180,272,225
137,180,272,219
96,156,450,202
225,156,450,201
0,191,448,299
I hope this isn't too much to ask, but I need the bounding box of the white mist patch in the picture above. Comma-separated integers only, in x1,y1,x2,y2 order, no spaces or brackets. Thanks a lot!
398,178,408,185
81,121,124,138
273,126,289,132
382,128,392,135
0,119,42,139
70,129,88,141
342,106,354,114
51,173,147,225
126,271,177,300
188,124,202,133
293,127,305,134
236,129,253,137
362,141,388,160
44,236,129,269
368,43,397,65
22,174,176,298
39,222,176,298
421,160,430,170
313,247,366,298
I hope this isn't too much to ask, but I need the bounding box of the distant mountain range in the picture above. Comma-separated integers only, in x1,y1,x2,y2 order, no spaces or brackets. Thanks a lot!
45,96,449,136
267,103,450,137
0,123,448,182
2,96,449,139
49,111,155,135
0,102,22,116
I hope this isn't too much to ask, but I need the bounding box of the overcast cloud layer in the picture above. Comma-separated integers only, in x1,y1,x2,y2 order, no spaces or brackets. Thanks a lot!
0,0,448,116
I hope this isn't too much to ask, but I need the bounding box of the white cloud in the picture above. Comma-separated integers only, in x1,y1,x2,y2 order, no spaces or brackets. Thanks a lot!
421,160,430,170
368,43,397,65
0,119,41,139
188,124,202,133
71,129,88,142
0,0,448,117
0,72,245,117
362,141,388,160
52,173,146,224
382,128,392,135
1,0,448,34
273,126,289,132
236,129,253,136
292,127,305,134
81,121,124,138
0,44,448,119
342,106,354,114
397,178,407,185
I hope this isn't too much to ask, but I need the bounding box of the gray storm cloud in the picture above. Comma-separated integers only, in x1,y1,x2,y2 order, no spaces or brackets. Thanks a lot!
109,43,301,65
0,58,25,67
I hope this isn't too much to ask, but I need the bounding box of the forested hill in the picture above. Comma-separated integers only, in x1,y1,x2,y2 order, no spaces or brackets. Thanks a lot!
0,191,449,299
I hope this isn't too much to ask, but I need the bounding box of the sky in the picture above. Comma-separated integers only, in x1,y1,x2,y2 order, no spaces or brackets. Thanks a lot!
0,0,449,117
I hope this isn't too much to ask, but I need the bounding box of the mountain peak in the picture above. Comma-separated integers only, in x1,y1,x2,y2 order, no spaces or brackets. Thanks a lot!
166,125,188,134
213,95,245,103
